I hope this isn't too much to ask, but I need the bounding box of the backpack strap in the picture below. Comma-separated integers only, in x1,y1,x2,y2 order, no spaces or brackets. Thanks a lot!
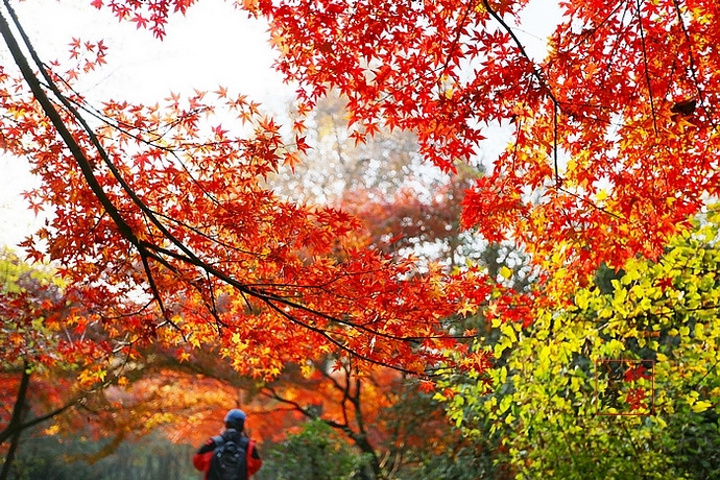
211,435,224,449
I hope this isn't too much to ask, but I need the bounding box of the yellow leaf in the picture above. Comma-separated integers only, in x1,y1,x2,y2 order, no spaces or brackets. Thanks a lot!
500,323,517,343
301,363,314,378
500,396,512,413
457,300,477,317
499,266,513,280
575,289,590,310
499,366,507,385
691,401,712,413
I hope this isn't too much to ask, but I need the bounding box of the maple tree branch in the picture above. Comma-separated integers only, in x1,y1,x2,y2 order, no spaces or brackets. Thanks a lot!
340,364,353,429
260,381,380,472
0,361,81,447
260,385,337,422
0,400,78,445
318,361,349,395
1,0,462,376
0,360,28,436
37,98,310,338
554,185,624,221
261,297,423,376
243,266,390,291
3,5,258,337
438,0,474,79
139,250,180,332
59,90,265,223
147,210,256,256
348,367,367,436
481,0,558,107
58,88,236,200
480,0,564,186
58,83,205,149
260,286,466,342
144,240,465,347
3,5,228,308
128,232,387,344
671,0,716,125
16,48,220,337
0,359,29,480
553,101,560,186
0,2,141,251
138,242,259,299
136,245,231,330
559,1,626,55
633,0,658,136
2,0,183,333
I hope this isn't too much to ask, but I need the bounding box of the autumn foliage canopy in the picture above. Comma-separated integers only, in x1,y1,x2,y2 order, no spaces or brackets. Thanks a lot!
1,0,719,389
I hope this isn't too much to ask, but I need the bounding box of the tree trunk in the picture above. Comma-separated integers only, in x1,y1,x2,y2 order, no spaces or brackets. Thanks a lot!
0,360,31,480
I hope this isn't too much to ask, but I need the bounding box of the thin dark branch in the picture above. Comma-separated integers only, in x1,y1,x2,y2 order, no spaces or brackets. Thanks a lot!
261,298,423,376
552,1,626,56
0,401,78,445
634,0,658,135
554,101,560,186
481,0,559,107
481,0,566,194
555,185,625,221
689,358,719,391
317,361,349,394
672,0,716,126
145,241,470,345
439,1,474,77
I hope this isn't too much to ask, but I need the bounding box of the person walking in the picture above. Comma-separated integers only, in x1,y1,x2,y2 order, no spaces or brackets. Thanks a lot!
193,408,262,480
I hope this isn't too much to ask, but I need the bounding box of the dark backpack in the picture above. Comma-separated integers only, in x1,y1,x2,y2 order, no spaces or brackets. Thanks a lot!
208,432,249,480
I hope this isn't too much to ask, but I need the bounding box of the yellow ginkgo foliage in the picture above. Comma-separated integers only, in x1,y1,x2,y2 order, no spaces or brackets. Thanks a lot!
442,206,720,479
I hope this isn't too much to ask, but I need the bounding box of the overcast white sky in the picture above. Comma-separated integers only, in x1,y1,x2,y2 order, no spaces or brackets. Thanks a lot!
0,0,560,251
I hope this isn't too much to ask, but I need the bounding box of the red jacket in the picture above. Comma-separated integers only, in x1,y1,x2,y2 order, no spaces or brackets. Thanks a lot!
193,432,262,479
